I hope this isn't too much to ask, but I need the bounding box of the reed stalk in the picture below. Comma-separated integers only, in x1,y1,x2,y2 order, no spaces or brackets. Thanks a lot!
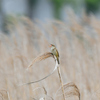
57,66,65,100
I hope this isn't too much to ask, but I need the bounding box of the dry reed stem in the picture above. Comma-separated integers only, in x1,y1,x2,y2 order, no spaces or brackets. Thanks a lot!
57,67,66,100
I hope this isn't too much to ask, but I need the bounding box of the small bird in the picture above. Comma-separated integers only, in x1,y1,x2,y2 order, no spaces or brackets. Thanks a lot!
50,44,60,64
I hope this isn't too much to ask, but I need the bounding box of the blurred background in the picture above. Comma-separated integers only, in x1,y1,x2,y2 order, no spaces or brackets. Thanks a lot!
1,0,100,100
0,0,100,31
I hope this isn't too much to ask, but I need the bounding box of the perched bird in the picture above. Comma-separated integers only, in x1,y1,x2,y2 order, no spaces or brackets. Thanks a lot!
50,44,60,64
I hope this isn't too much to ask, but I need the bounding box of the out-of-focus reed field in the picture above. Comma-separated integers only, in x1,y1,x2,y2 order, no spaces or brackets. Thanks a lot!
0,10,100,100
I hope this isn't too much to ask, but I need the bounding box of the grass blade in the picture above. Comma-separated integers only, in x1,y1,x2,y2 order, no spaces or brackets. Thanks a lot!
26,52,54,70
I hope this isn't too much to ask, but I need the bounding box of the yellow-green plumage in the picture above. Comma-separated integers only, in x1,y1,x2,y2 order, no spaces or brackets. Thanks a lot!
50,44,60,64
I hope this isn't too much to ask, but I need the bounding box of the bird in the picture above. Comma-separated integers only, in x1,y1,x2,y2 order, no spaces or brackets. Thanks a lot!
50,44,60,64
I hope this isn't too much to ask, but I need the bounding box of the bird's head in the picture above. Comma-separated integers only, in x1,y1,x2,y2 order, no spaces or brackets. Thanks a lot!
50,44,56,50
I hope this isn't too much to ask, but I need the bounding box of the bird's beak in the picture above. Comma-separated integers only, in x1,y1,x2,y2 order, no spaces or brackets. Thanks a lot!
49,44,52,47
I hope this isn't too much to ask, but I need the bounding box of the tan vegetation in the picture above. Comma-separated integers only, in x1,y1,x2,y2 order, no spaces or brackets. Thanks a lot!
0,10,100,100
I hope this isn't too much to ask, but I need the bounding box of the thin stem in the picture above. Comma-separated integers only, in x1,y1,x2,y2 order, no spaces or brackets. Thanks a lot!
18,61,58,86
57,66,65,100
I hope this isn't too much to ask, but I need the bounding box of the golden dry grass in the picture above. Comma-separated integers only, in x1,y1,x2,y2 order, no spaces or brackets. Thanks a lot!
0,10,100,100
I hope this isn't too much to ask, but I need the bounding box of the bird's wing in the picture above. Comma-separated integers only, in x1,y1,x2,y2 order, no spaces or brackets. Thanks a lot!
53,48,59,57
57,49,59,57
